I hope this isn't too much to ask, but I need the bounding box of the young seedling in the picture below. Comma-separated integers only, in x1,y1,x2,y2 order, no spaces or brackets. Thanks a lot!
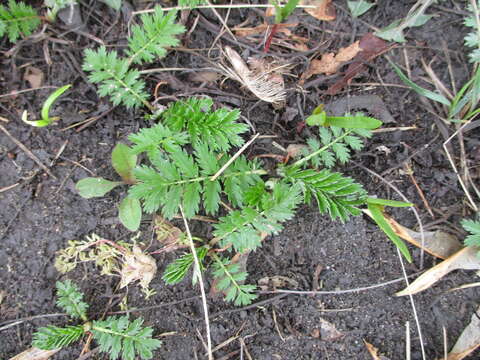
82,6,185,110
21,84,72,127
31,280,161,360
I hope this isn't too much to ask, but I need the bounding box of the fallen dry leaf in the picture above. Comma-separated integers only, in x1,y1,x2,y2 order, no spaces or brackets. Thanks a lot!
318,318,344,341
364,340,391,360
381,213,462,259
327,33,391,95
233,23,296,38
446,305,480,360
258,275,299,291
24,66,44,89
154,215,187,253
120,245,157,292
9,348,59,360
188,71,221,83
396,246,480,296
302,41,361,80
301,0,336,21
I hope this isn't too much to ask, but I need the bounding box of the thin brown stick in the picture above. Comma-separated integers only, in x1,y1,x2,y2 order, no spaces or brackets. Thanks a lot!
0,125,56,179
404,163,435,218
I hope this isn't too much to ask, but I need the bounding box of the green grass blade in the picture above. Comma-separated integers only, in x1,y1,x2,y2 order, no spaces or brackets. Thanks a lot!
368,203,412,262
367,197,413,207
390,61,451,106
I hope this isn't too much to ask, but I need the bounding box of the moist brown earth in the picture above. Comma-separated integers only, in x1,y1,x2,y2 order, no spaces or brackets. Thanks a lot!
1,1,479,359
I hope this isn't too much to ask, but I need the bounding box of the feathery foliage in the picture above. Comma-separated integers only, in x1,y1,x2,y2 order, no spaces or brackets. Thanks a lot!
129,143,263,219
74,96,389,305
464,1,480,63
128,123,189,159
127,8,185,65
82,6,184,109
212,255,257,306
160,98,249,151
33,325,85,350
162,246,208,284
302,126,371,168
282,165,367,222
92,317,161,360
83,46,148,109
56,280,88,320
0,0,40,42
214,182,302,253
461,217,480,249
31,280,161,359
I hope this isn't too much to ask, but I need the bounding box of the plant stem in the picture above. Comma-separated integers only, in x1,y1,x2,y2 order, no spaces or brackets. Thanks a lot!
164,169,267,186
292,130,352,168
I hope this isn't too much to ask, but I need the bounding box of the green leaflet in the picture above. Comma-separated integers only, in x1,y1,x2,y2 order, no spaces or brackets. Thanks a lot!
0,0,41,42
461,217,480,249
76,177,123,198
162,247,208,284
282,166,367,222
55,280,88,321
83,46,149,109
129,145,264,219
347,0,375,17
160,98,248,152
112,143,137,184
211,255,257,306
33,325,85,350
126,7,185,65
119,196,142,231
91,316,161,360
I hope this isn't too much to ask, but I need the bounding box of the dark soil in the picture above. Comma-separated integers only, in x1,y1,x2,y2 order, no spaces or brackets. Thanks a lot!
1,1,479,359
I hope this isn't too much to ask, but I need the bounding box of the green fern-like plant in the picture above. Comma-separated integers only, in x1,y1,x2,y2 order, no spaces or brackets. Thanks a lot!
55,280,89,321
82,6,185,110
31,281,161,360
127,7,185,65
83,46,149,109
75,97,417,306
0,0,41,42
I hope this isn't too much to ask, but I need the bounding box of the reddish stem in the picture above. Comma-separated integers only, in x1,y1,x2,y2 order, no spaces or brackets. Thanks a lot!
264,24,279,53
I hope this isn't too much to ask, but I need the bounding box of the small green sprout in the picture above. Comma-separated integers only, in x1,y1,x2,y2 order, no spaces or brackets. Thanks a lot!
22,84,72,127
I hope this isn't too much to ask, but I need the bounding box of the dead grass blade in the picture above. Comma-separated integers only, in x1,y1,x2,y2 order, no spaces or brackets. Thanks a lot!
396,246,480,296
446,305,480,360
9,348,59,360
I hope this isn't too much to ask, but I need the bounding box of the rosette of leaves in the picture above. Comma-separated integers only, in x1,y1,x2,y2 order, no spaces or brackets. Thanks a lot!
32,280,161,360
76,97,415,305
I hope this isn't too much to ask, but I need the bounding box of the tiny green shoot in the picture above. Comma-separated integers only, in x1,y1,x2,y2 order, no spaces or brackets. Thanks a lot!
22,84,72,127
